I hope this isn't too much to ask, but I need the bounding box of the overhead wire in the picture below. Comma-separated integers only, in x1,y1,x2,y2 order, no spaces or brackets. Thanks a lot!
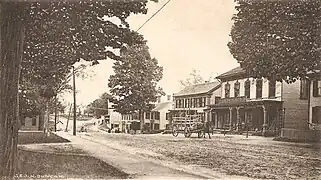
136,0,172,32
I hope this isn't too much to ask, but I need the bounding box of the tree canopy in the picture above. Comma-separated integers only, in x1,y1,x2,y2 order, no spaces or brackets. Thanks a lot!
108,44,164,114
0,1,156,177
228,0,321,83
86,92,113,117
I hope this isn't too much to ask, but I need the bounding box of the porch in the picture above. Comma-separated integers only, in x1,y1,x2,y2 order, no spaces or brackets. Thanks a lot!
208,99,284,136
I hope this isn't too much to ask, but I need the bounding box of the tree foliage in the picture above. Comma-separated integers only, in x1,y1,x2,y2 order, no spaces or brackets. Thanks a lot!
86,92,112,117
228,0,321,83
108,44,164,114
0,0,156,177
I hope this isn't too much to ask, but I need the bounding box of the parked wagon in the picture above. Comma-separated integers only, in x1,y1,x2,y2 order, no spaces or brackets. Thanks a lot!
171,115,205,138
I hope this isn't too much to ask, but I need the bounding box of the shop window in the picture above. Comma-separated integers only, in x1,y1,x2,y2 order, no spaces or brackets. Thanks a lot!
244,79,251,98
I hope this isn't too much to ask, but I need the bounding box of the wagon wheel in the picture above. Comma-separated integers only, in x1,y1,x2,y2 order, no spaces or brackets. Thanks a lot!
172,125,179,137
184,127,192,138
198,130,204,138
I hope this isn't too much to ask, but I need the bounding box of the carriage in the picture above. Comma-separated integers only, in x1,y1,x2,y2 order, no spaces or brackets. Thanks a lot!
171,114,205,138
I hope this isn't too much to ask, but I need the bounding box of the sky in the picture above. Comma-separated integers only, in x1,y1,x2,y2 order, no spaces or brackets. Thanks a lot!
62,0,239,107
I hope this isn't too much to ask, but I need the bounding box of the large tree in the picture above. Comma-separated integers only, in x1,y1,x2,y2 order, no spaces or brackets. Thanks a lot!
86,92,113,118
228,0,321,83
108,44,164,125
0,0,156,177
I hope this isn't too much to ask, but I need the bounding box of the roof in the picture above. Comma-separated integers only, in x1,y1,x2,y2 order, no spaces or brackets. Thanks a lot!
216,66,245,79
174,81,221,97
152,102,172,111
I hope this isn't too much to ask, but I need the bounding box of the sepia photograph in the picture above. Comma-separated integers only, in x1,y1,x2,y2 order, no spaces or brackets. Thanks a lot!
0,0,320,179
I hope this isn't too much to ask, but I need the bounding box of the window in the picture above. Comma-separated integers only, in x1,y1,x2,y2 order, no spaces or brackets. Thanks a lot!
155,112,160,120
256,79,263,98
195,98,200,108
185,99,189,108
300,79,310,99
234,81,240,97
312,106,321,124
269,80,276,98
313,80,321,97
166,113,170,120
202,97,206,107
167,95,171,101
151,112,155,119
145,112,151,119
198,98,203,107
244,79,251,98
175,100,179,108
154,124,160,130
32,117,37,126
225,83,230,98
191,98,194,108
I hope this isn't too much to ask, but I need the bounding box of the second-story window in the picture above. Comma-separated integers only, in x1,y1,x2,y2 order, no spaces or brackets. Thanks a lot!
256,79,263,98
300,79,310,99
313,80,321,97
145,112,151,119
185,99,189,108
234,81,240,97
195,98,200,108
244,79,251,98
269,80,276,98
202,97,206,107
225,83,230,98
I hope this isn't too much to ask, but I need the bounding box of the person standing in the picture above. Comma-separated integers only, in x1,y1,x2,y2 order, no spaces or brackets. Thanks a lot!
203,120,211,139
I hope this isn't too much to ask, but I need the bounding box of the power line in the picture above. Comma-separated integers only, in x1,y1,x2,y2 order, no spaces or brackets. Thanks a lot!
137,0,172,32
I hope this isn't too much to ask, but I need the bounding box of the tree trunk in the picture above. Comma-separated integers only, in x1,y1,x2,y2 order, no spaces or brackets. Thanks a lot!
54,96,58,132
0,2,27,177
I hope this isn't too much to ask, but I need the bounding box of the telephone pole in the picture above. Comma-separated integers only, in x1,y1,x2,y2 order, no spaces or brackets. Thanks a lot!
73,66,76,136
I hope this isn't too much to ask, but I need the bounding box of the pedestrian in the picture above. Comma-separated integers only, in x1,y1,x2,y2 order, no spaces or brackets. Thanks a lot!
203,120,211,139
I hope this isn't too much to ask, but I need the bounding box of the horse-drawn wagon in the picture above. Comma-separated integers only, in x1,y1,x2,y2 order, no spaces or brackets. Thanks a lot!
171,114,205,138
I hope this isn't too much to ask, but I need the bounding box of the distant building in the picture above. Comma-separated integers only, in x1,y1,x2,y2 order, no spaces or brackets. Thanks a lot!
20,115,43,131
171,81,221,123
121,94,174,132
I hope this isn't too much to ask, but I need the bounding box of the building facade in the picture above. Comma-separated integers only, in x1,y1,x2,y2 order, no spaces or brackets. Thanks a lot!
208,66,321,140
171,81,221,123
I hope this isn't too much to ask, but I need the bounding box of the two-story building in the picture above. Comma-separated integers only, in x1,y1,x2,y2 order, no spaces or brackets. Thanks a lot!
208,66,320,141
121,94,173,132
171,81,221,123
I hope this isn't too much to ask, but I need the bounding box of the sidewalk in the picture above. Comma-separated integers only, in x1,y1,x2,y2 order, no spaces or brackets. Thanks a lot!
55,132,252,180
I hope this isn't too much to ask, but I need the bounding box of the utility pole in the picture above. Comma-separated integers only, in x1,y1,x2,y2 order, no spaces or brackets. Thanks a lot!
73,66,76,136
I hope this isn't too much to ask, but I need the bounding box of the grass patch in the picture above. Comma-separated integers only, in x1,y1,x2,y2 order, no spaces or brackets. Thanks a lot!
17,149,128,179
18,132,69,144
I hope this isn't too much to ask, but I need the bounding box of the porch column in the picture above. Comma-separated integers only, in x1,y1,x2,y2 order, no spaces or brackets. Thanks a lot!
236,107,240,132
262,105,268,136
229,107,233,131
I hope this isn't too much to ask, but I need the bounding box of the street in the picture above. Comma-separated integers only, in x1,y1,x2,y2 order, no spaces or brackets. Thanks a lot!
56,123,321,179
